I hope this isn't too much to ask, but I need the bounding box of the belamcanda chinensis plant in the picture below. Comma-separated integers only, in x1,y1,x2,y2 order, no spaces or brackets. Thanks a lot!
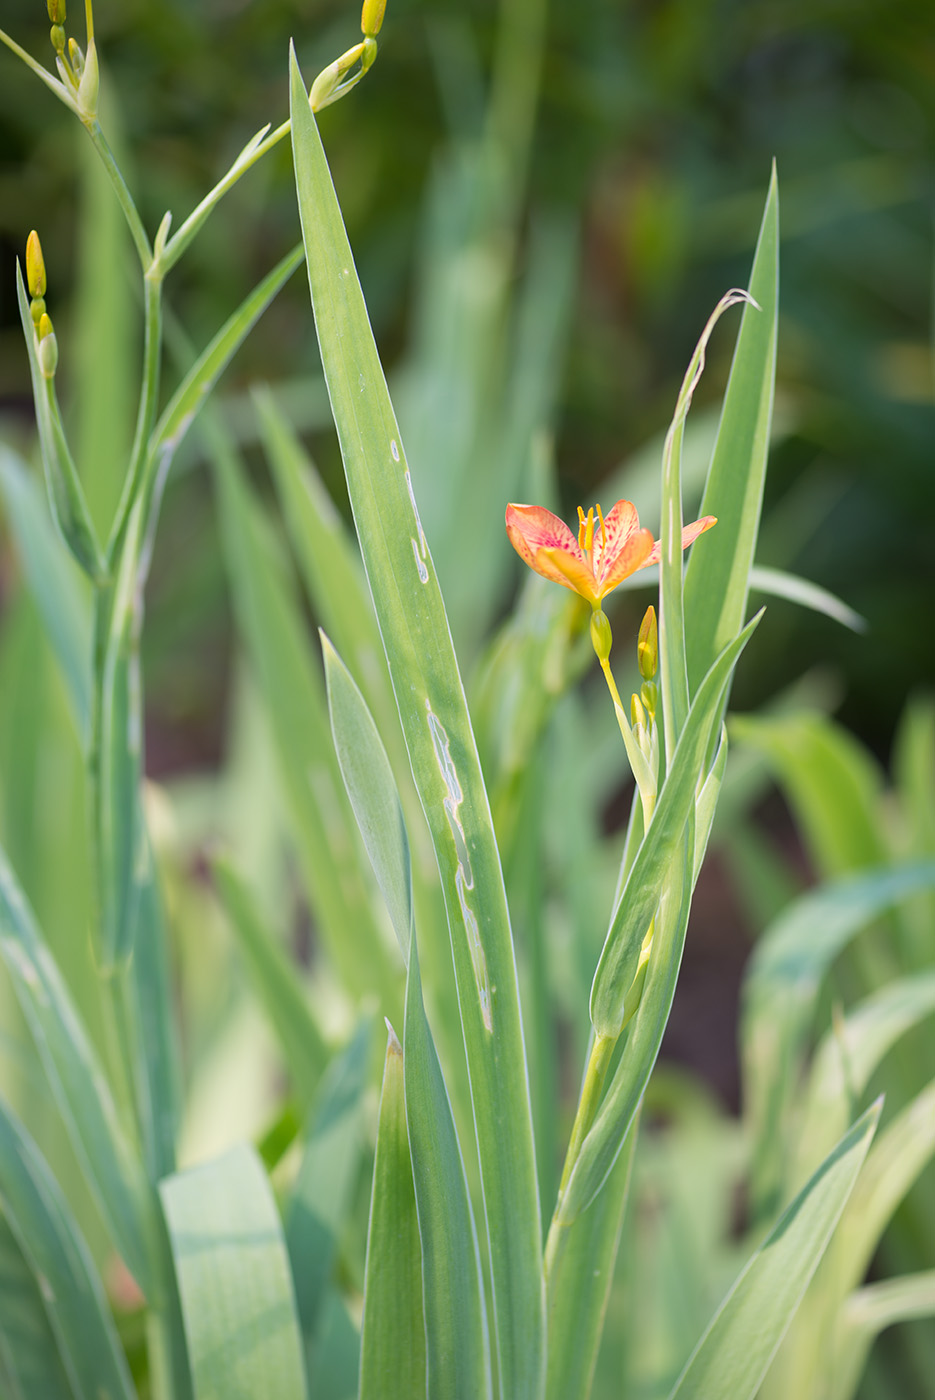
1,3,931,1400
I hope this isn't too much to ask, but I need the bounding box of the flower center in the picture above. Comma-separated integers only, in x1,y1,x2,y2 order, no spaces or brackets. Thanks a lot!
577,504,606,572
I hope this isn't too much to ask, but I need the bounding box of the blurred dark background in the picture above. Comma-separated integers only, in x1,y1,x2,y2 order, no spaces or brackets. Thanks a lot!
1,0,933,772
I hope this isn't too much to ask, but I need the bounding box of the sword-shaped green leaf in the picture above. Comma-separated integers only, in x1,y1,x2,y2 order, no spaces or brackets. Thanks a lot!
669,1100,880,1400
289,51,543,1397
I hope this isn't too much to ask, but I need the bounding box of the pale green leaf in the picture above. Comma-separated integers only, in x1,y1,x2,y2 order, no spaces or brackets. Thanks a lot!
0,841,155,1296
211,420,397,1005
831,1272,935,1400
405,936,492,1399
795,969,935,1185
0,1214,74,1400
748,565,866,633
0,1101,137,1400
322,635,412,959
160,1143,307,1400
0,445,92,738
669,1100,880,1400
359,1026,425,1400
213,858,327,1104
286,1019,372,1354
740,860,935,1221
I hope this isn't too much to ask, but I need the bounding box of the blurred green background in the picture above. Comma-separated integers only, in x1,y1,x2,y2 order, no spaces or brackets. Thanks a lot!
1,0,932,767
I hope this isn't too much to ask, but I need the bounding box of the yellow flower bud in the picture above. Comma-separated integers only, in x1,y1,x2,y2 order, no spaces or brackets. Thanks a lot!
590,608,613,663
26,230,47,300
630,692,647,730
361,0,387,37
38,311,54,340
638,605,658,680
47,0,66,23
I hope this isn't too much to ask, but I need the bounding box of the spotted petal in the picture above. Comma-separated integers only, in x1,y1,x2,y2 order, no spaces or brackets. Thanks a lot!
598,525,655,597
505,503,593,595
645,514,718,567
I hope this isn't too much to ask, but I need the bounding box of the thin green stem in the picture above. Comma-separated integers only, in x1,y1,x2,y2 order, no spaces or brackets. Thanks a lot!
545,1031,616,1279
160,118,291,276
108,272,162,564
85,118,152,269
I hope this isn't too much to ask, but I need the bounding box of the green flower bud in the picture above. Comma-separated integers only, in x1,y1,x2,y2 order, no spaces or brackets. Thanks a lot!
50,23,66,53
68,35,84,78
640,680,658,724
590,608,613,663
47,0,66,23
361,0,387,37
638,605,658,680
309,59,340,111
77,36,99,120
37,319,58,379
30,296,46,328
26,230,47,299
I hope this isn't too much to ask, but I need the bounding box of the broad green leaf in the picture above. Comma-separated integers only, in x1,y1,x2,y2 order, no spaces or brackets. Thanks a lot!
0,841,156,1296
0,1100,137,1400
590,613,761,1038
286,1018,372,1355
831,1272,935,1400
405,934,492,1399
684,167,778,692
213,859,327,1104
290,53,543,1396
323,636,412,959
254,388,403,776
795,969,935,1185
545,1109,637,1400
307,1290,360,1400
740,861,935,1221
669,1100,880,1400
748,565,866,633
0,1214,74,1400
359,1026,426,1400
74,125,136,538
160,1143,307,1400
0,445,92,738
15,264,105,581
659,290,751,760
211,420,397,1005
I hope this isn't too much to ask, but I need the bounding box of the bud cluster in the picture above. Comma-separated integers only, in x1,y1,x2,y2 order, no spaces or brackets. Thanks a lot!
309,0,386,111
26,230,58,378
46,0,98,120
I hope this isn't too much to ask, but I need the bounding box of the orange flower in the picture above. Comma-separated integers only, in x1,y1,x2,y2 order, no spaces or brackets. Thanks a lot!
505,500,716,609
